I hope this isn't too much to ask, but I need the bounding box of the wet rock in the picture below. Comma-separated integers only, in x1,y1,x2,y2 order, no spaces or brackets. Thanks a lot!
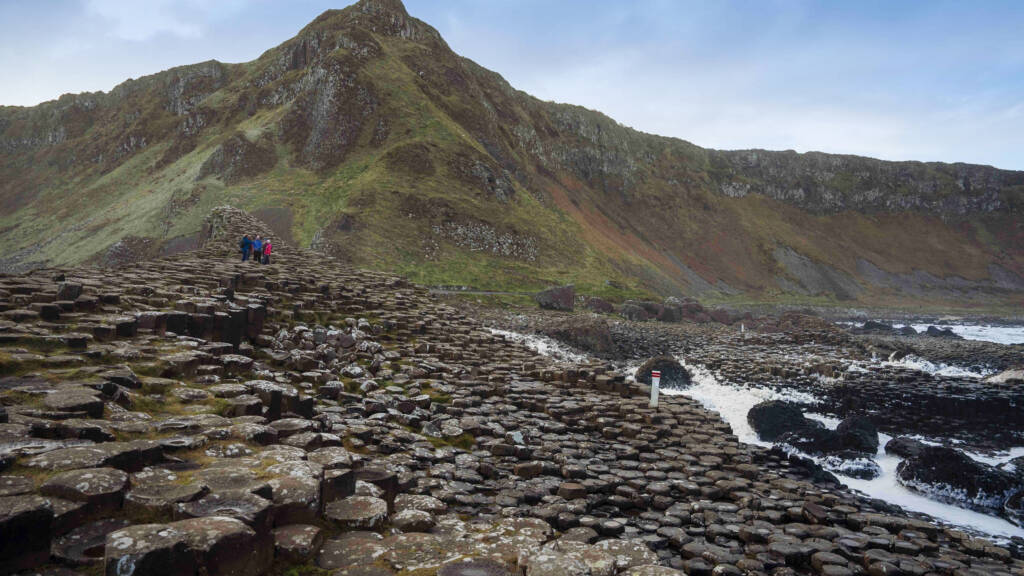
884,436,928,459
747,400,820,442
821,455,882,480
834,415,879,453
896,445,1021,510
925,325,961,339
635,356,691,389
535,285,574,311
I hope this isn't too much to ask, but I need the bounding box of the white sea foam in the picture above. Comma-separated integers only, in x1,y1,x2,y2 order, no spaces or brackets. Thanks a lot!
845,321,1024,345
486,328,591,364
662,362,1024,540
659,360,819,447
881,354,995,378
896,323,1024,345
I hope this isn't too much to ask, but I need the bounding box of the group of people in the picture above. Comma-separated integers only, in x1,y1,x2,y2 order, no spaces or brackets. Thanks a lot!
240,234,272,264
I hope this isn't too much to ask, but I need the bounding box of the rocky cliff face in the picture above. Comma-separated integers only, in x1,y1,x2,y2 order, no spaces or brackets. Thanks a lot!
1,0,1021,308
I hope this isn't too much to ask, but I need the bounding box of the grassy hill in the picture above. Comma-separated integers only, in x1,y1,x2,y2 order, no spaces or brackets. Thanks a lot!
2,0,1022,311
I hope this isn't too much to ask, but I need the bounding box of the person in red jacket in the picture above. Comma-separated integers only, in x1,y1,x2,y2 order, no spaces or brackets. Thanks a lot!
262,239,272,265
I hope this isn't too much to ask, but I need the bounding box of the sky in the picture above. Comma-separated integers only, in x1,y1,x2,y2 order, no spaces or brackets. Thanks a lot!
2,0,1023,170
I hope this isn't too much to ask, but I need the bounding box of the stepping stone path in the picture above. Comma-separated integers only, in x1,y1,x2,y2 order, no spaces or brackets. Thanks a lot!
0,205,1020,575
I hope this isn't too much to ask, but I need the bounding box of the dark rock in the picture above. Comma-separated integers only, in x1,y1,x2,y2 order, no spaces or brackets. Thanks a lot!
103,523,196,576
52,518,132,566
635,356,691,389
535,285,575,311
896,445,1021,510
834,416,879,453
884,436,928,459
925,325,961,339
0,495,53,573
175,516,273,575
747,400,820,442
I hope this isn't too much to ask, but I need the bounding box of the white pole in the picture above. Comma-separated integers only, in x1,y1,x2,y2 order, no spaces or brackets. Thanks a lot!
649,370,661,408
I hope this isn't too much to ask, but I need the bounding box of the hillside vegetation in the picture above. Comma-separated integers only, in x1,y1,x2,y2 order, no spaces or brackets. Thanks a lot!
1,0,1022,310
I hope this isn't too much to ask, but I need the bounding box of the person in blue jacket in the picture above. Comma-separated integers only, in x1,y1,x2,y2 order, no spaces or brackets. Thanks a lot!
240,235,252,261
252,235,263,265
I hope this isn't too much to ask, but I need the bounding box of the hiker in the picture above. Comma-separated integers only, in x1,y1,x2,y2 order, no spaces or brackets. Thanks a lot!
240,235,252,261
262,238,272,265
252,235,263,265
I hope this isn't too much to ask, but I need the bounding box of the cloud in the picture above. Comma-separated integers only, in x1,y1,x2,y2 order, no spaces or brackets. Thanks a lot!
83,0,250,41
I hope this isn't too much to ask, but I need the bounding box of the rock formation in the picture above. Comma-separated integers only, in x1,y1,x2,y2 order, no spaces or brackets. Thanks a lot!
0,206,1022,574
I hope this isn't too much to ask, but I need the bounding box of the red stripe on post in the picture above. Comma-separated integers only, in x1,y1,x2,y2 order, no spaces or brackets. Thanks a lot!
652,371,661,377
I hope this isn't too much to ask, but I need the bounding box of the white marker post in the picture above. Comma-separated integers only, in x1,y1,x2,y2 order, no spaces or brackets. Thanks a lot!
649,370,661,409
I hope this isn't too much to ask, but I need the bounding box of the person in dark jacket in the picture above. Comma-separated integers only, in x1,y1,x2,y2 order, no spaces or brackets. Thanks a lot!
240,235,252,261
252,236,263,265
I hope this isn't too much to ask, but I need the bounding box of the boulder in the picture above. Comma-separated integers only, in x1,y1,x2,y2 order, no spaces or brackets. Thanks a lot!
634,356,691,389
747,400,820,442
779,416,877,457
896,445,1021,510
834,416,879,454
857,320,897,334
535,285,574,311
925,325,961,339
884,436,929,459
